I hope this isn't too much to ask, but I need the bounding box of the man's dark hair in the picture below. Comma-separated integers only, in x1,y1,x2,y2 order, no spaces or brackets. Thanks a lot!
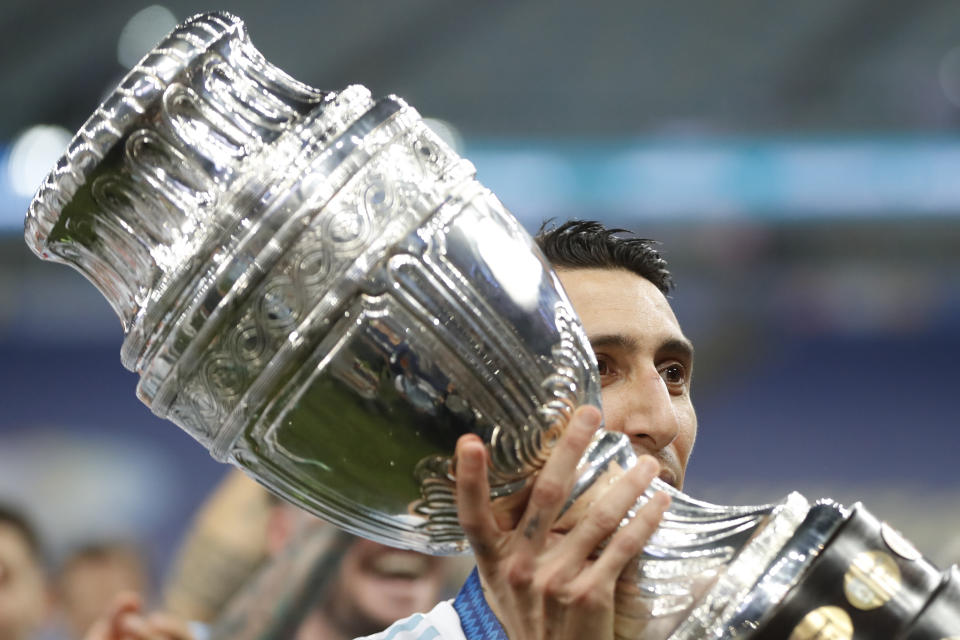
534,220,674,294
0,503,43,563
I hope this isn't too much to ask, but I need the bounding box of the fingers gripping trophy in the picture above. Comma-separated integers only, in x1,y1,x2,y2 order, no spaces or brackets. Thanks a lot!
24,12,959,639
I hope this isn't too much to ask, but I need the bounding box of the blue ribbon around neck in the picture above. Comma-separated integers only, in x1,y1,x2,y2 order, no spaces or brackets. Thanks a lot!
453,567,508,640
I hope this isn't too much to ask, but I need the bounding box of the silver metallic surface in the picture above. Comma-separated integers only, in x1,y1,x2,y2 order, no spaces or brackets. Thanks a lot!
25,11,868,638
676,500,847,639
24,10,601,555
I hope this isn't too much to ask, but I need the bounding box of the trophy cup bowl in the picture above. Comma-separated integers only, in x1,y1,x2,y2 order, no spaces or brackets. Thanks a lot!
24,12,959,639
24,9,606,555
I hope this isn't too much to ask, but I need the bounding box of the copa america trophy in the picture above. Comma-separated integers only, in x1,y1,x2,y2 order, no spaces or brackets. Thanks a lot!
24,12,958,639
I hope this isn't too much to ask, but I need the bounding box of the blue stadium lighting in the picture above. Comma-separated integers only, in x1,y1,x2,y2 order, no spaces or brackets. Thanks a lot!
3,135,960,233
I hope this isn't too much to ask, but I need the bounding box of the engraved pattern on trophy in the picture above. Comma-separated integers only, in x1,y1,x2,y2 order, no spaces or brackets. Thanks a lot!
431,199,602,469
404,300,596,544
136,85,379,413
121,54,355,379
25,13,327,335
660,494,816,639
383,200,601,542
166,122,468,458
539,302,593,439
232,291,484,551
193,183,604,552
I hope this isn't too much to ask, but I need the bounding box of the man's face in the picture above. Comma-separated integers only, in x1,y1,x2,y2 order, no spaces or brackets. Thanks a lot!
557,267,697,489
269,505,453,638
58,551,147,639
0,523,46,640
329,539,447,634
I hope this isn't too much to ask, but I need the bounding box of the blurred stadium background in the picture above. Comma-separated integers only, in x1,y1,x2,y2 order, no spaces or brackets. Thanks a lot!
1,0,958,581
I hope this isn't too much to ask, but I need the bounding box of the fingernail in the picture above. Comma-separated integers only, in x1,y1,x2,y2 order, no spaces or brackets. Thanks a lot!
654,491,671,511
578,405,602,430
458,446,483,474
120,615,149,635
637,456,659,475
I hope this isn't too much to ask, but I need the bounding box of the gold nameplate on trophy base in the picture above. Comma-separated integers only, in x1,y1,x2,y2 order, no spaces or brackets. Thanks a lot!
843,550,902,611
788,606,853,640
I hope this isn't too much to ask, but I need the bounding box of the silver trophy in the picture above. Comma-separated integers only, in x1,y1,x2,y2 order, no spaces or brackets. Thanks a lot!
24,12,958,639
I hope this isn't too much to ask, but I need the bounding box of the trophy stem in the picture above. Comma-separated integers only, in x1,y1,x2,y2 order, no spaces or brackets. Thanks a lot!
568,429,824,639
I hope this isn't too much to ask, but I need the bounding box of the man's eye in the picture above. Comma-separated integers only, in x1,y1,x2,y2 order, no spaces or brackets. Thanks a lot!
659,363,687,390
596,356,614,379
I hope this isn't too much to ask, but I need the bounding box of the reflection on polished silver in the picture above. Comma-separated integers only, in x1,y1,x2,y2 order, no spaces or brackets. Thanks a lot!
577,429,830,639
24,9,601,554
24,11,958,640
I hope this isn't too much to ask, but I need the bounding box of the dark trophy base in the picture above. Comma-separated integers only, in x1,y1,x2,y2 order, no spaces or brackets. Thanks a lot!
754,504,960,639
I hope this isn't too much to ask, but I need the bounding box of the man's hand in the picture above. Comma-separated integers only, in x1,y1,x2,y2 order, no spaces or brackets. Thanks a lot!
454,405,669,640
84,592,196,640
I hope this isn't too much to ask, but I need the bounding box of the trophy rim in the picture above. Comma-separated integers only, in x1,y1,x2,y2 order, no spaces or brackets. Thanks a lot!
24,12,250,260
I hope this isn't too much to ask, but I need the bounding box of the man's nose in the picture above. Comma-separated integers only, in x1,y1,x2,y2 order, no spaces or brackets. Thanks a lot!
617,370,680,452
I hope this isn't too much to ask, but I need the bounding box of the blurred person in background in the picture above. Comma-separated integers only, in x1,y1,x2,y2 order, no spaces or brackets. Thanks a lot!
0,504,49,640
84,470,467,640
54,542,151,640
79,591,192,640
162,470,273,625
264,493,460,640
